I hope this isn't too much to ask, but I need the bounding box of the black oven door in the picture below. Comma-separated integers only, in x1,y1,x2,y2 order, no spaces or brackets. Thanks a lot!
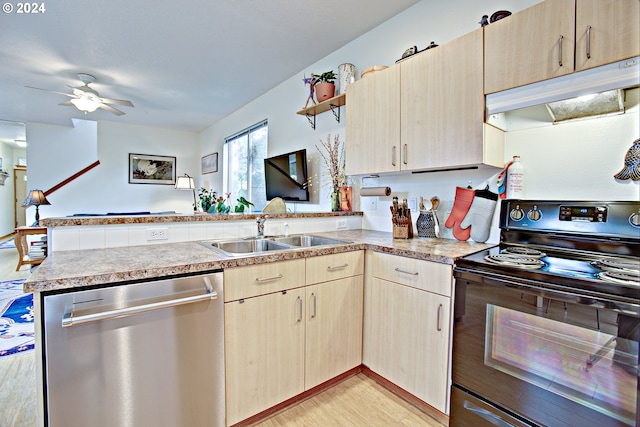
450,277,639,427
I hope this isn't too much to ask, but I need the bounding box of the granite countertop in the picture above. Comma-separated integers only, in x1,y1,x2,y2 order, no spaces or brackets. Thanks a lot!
25,230,494,293
40,211,363,227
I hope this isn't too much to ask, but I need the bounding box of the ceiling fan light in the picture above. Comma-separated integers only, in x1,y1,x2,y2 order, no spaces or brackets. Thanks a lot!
70,97,100,113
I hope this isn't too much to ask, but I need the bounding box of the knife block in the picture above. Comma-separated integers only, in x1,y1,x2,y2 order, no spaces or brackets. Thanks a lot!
392,209,414,239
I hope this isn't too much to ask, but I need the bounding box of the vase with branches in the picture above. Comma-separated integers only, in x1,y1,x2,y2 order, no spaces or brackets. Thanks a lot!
315,133,349,211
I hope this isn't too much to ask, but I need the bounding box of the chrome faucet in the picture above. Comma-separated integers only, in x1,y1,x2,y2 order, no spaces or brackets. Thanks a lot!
256,215,267,237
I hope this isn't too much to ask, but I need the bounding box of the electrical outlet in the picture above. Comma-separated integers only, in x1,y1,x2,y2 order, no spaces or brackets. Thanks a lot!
409,197,417,212
146,227,169,241
369,198,377,211
336,219,347,230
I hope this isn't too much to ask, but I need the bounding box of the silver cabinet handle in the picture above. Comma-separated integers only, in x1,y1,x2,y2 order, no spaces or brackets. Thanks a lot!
463,401,517,427
327,263,348,271
392,146,397,167
311,292,317,318
436,303,443,331
394,267,419,276
255,274,283,283
402,144,408,165
297,296,303,322
62,279,217,328
558,35,564,67
586,25,591,59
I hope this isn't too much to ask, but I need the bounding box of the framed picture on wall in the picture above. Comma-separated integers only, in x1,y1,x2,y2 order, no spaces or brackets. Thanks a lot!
0,157,3,170
201,152,218,174
129,153,176,185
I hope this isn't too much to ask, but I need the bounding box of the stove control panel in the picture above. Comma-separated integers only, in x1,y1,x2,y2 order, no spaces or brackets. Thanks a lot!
500,200,640,238
559,205,607,222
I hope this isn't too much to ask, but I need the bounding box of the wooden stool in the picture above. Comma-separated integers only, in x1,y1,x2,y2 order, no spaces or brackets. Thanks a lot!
15,226,47,271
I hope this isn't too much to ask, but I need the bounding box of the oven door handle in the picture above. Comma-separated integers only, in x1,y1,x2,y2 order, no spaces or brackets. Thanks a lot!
463,401,518,427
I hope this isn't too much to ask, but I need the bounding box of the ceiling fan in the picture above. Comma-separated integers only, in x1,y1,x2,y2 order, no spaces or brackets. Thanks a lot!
26,73,134,116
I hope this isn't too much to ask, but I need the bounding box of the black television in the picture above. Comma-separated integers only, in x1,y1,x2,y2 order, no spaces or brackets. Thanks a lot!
264,149,309,202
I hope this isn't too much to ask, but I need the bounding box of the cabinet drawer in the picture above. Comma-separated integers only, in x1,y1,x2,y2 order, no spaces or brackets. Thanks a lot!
224,259,305,302
306,251,364,285
367,251,452,297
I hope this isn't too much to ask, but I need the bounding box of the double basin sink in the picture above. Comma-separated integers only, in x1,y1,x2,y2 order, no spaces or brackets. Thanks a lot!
202,234,351,257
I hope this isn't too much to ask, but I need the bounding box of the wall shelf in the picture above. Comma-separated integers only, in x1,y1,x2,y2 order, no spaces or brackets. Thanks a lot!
296,93,346,130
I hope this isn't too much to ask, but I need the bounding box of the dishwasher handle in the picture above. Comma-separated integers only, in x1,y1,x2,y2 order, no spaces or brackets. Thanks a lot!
62,277,218,328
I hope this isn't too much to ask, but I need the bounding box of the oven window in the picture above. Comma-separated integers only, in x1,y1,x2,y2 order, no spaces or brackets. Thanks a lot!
485,304,637,425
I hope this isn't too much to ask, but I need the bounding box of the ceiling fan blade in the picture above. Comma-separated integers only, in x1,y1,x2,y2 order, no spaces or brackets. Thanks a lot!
58,101,74,106
25,86,76,98
99,97,134,107
98,103,125,116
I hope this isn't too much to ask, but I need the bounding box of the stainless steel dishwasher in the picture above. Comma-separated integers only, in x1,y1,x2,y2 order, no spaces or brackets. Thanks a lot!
42,271,224,427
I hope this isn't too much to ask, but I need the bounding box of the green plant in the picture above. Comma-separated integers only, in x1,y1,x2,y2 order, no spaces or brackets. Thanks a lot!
197,188,216,211
314,70,337,84
234,196,255,213
208,193,231,214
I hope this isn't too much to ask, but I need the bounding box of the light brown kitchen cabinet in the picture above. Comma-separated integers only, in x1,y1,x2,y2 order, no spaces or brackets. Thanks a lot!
575,0,640,71
346,29,497,175
484,0,576,94
305,275,363,389
225,287,305,426
345,66,400,175
363,251,453,414
225,252,364,425
401,29,485,170
485,0,640,94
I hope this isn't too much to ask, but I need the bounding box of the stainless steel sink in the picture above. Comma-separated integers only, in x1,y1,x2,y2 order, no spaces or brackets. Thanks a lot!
274,235,349,247
201,234,351,257
206,238,291,256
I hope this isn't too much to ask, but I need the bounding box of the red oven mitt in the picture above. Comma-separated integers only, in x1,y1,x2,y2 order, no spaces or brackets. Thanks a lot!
445,186,475,241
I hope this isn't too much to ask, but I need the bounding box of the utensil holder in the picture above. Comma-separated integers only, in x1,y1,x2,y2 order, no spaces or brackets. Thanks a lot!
416,210,437,238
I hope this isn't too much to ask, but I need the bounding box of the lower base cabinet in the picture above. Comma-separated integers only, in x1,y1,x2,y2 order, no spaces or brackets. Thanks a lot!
224,252,364,426
225,288,306,426
363,251,453,414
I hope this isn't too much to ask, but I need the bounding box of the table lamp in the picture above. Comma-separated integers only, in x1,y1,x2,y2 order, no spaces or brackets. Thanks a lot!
175,173,197,212
22,189,51,226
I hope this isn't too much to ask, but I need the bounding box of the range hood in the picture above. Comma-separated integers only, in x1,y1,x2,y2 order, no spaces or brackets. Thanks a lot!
486,57,639,129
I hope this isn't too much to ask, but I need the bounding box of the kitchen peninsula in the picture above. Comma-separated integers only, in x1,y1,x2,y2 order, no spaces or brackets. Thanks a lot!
27,215,494,427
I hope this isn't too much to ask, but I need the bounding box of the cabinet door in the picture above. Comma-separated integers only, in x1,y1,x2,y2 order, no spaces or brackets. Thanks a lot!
575,0,640,71
484,0,575,94
305,276,363,389
345,66,400,175
225,288,305,426
401,29,484,171
363,277,451,413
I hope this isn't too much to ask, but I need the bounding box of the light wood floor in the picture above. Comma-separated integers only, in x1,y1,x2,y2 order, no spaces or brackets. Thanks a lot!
255,373,445,427
0,236,37,427
0,237,445,427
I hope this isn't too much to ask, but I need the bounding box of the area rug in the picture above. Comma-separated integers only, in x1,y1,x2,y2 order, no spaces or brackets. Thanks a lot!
0,239,16,249
0,279,34,357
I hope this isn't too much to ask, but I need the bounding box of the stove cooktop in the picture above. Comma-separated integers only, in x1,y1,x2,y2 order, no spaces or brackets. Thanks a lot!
456,244,640,301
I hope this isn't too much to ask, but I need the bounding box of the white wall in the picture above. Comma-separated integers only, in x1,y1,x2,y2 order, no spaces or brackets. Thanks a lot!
26,120,199,222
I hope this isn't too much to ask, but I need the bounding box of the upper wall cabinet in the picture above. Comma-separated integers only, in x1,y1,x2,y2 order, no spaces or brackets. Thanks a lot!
346,29,497,176
484,0,575,94
345,66,401,175
401,29,485,171
485,0,640,94
575,0,640,72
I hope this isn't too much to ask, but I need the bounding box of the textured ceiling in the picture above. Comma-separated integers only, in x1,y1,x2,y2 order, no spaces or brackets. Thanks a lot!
0,0,420,135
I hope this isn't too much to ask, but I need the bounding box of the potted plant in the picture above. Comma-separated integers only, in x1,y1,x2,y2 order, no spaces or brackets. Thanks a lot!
197,188,216,212
314,70,337,102
234,196,255,213
315,134,350,212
